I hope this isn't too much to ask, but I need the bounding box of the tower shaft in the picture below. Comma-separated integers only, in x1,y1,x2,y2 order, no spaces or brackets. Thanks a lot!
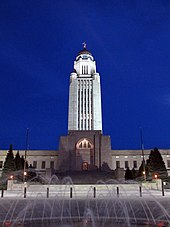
68,47,102,131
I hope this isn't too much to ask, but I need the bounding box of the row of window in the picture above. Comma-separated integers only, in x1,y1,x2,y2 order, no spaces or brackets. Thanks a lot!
33,161,54,169
82,65,88,74
78,90,93,113
116,160,170,169
76,55,93,61
77,80,93,130
1,160,170,170
78,79,92,86
79,119,93,130
0,161,54,170
116,160,137,169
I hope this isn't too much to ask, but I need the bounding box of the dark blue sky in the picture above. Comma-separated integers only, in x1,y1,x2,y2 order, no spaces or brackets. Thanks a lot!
0,0,170,150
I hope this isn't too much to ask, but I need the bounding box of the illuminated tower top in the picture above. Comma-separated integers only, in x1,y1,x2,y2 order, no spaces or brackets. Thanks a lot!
68,44,102,131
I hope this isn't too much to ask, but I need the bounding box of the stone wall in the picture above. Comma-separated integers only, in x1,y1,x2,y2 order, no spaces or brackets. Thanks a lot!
7,180,162,194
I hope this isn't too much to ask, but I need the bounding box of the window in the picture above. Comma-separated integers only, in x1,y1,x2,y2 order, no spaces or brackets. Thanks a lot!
84,65,88,74
33,161,37,168
125,161,129,169
41,161,46,169
133,161,137,168
116,161,120,168
50,161,54,169
167,160,170,168
77,139,93,149
0,161,3,168
84,119,86,129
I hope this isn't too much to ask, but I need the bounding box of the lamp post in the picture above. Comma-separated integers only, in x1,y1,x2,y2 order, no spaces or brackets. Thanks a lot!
140,128,146,181
23,128,29,182
24,171,27,177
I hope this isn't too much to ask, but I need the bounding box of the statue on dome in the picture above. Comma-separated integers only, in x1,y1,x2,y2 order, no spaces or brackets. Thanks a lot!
82,42,86,49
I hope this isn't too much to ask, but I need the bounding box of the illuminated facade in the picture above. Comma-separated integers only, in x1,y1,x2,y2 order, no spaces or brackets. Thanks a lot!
68,44,102,131
59,45,112,171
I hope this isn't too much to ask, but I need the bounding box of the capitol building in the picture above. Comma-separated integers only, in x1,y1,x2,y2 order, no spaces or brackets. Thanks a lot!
0,45,170,177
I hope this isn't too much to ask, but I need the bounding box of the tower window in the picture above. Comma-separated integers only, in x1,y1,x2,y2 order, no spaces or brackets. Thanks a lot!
84,119,86,129
91,119,93,129
86,65,88,74
82,65,88,74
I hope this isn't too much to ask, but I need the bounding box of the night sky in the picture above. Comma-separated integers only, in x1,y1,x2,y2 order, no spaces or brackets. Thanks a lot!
0,0,170,150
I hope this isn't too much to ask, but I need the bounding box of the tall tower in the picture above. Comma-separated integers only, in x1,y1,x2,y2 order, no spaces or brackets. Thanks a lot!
68,44,102,131
59,44,112,172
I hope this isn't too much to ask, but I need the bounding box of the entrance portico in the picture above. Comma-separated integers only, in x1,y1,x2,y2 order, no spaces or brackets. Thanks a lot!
76,138,94,170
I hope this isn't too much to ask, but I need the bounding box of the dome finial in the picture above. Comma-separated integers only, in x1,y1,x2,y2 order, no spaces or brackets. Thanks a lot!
82,42,86,49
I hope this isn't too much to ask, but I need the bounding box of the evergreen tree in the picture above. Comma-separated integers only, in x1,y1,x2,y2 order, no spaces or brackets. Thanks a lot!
131,168,137,180
137,160,146,180
145,159,150,178
20,155,28,169
15,151,23,170
146,147,168,179
20,156,25,169
125,167,133,180
2,144,16,177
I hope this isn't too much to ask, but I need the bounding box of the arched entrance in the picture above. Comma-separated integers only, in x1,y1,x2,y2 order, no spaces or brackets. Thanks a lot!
76,138,94,171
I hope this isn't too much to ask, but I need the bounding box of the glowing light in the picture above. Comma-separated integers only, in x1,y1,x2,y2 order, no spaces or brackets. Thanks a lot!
154,174,158,179
142,171,146,175
24,171,27,176
10,175,13,180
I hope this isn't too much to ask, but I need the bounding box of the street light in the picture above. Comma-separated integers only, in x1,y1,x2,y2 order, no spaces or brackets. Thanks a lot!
140,128,146,181
23,128,29,182
10,175,13,180
154,174,158,179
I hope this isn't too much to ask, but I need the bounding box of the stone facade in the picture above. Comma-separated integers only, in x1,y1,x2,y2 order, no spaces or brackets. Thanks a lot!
0,148,170,176
0,150,58,176
58,130,112,172
111,149,170,175
68,47,102,131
